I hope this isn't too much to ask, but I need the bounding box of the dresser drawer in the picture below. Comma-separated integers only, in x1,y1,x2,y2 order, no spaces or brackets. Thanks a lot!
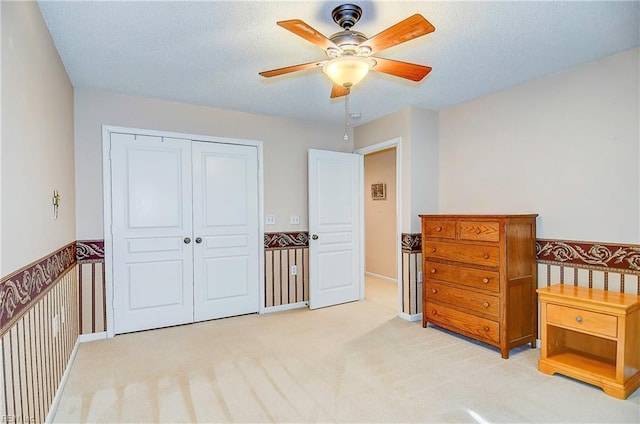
459,221,500,242
426,281,499,318
424,261,500,292
424,241,500,268
426,301,500,344
546,303,617,338
424,220,456,239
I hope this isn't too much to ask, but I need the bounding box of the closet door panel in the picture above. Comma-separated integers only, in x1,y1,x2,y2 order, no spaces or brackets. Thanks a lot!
111,134,194,334
192,142,260,321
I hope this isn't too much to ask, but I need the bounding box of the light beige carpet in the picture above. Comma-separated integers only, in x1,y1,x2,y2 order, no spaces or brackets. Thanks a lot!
54,278,639,423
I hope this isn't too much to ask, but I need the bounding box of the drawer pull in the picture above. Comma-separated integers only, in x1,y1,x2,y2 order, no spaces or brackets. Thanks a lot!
430,268,436,274
576,316,583,323
431,248,437,253
482,278,490,284
432,310,438,315
483,326,490,332
431,288,438,294
475,228,481,234
483,253,490,259
435,226,442,232
482,302,490,308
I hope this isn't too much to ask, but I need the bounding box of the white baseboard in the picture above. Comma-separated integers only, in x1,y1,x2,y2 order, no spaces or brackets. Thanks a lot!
45,337,80,423
78,331,108,343
399,312,422,322
263,301,308,313
365,272,398,284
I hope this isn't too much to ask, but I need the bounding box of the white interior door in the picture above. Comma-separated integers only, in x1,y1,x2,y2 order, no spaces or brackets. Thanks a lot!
308,149,362,309
111,134,194,334
192,142,260,321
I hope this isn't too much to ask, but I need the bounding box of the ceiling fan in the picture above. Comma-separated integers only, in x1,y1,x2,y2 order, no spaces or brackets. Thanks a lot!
259,4,435,98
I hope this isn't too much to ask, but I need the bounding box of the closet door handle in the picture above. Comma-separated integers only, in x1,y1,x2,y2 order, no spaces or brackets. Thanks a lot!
312,234,319,240
195,237,202,244
184,237,191,244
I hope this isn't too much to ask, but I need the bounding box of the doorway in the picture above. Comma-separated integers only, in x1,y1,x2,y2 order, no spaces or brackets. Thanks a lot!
357,139,402,315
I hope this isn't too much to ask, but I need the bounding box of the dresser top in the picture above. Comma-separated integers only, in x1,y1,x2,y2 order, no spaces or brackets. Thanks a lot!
419,214,538,219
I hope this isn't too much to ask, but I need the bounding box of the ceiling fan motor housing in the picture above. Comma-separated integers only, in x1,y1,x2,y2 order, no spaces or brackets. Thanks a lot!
329,30,368,55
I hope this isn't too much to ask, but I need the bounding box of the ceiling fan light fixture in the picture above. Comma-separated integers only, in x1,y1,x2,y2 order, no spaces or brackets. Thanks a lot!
322,56,374,88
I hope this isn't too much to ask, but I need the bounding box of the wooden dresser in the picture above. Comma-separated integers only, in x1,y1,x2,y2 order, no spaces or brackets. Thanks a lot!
420,214,538,359
537,284,640,399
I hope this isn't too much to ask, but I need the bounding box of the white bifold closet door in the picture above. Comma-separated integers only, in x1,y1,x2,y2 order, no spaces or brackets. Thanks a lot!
111,133,259,334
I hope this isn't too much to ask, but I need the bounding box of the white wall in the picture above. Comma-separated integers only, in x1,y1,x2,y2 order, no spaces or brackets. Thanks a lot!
74,89,349,239
409,107,439,231
355,106,439,233
1,1,75,275
440,47,640,243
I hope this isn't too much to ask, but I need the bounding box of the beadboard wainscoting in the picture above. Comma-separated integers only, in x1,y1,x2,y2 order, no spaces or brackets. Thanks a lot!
536,239,640,293
264,232,310,310
401,233,422,318
76,240,106,334
72,236,640,336
0,243,79,424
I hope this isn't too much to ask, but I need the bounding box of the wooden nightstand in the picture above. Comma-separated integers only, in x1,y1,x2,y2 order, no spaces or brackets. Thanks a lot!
537,284,640,399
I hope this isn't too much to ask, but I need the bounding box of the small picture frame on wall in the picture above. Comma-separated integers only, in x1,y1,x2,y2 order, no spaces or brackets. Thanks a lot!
371,183,386,200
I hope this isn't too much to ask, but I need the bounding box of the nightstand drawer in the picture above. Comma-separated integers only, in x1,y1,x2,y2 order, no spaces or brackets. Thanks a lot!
424,220,456,239
426,281,499,318
546,303,617,338
459,221,500,242
424,241,500,268
424,261,500,292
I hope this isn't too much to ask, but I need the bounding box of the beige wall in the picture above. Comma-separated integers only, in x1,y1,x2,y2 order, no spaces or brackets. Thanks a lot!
364,148,396,279
440,47,640,243
1,1,76,275
74,89,349,239
355,107,439,233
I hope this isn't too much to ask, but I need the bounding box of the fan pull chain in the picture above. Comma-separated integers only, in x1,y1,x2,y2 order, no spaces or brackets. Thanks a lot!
344,91,350,141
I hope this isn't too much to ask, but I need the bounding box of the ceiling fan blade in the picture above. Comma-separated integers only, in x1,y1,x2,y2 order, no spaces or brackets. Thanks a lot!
277,19,340,51
371,57,432,82
330,84,350,98
359,14,435,54
259,60,326,78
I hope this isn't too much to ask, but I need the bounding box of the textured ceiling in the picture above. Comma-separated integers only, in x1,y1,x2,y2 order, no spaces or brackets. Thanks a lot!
38,1,640,126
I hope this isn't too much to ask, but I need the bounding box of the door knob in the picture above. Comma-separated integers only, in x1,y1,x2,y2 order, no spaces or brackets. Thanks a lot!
195,237,202,244
312,234,319,240
184,237,191,244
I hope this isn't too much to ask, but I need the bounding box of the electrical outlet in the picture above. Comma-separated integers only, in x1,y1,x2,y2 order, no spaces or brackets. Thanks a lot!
417,271,423,283
52,315,59,338
266,214,276,225
290,214,300,225
291,265,297,276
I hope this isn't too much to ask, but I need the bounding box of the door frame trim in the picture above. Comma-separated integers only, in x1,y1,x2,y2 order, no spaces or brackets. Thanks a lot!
102,125,265,338
355,137,403,318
